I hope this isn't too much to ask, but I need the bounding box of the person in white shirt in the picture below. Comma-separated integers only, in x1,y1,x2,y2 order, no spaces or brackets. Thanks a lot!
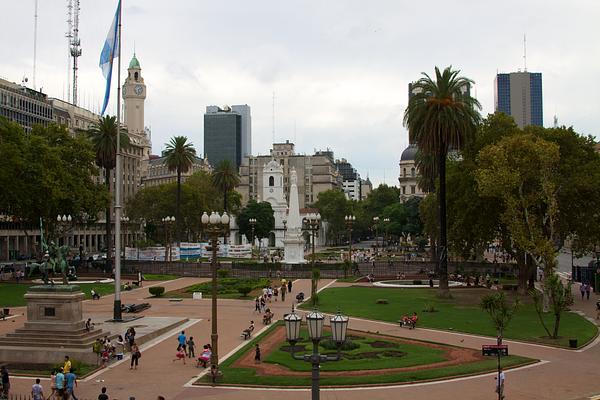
31,378,44,400
495,368,505,399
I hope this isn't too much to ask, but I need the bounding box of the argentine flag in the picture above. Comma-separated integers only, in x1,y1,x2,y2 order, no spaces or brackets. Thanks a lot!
99,0,121,115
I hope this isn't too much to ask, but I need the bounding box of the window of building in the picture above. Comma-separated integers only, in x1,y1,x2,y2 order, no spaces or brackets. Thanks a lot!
411,168,415,177
269,176,274,187
402,186,406,194
410,185,416,194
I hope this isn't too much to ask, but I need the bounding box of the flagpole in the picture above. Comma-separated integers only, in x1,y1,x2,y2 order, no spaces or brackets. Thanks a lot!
113,0,123,321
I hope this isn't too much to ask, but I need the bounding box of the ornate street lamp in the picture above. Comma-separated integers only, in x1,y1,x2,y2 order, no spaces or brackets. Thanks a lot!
56,214,72,247
249,218,257,259
303,213,321,304
383,217,390,249
344,215,355,264
121,216,130,254
284,307,349,400
372,216,380,249
161,216,175,262
201,211,230,380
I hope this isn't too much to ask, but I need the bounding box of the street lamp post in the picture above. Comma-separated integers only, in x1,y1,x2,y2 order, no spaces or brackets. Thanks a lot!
344,215,355,264
383,217,390,249
372,216,380,249
161,216,175,262
284,307,349,400
249,218,257,260
201,211,230,381
303,213,321,303
56,214,73,247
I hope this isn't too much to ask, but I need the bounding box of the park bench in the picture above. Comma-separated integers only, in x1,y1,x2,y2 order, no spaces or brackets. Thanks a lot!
241,324,255,340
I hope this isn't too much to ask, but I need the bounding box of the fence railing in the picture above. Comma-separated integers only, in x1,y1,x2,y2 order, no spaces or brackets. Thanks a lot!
122,260,516,279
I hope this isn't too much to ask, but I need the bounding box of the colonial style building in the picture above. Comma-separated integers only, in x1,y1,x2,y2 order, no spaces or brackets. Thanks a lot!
143,154,211,187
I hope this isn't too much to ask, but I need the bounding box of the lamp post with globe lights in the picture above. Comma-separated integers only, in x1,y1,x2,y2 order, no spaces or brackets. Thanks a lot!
249,218,257,259
121,216,130,256
201,211,230,379
284,307,349,400
56,214,72,247
344,215,355,263
372,216,380,250
161,216,175,262
303,213,321,303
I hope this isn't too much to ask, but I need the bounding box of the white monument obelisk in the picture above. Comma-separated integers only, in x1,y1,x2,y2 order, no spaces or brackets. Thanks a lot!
283,167,306,263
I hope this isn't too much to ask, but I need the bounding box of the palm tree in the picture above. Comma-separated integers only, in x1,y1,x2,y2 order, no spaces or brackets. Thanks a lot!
212,159,240,212
404,66,481,296
163,136,196,244
87,115,129,263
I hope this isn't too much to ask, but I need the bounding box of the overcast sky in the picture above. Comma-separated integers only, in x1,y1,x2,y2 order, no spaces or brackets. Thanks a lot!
2,1,599,186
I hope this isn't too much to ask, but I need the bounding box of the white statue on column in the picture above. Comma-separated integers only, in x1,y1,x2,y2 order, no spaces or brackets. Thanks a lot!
283,167,306,264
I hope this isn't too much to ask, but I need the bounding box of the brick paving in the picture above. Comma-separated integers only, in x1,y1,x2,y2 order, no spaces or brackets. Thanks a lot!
4,278,600,400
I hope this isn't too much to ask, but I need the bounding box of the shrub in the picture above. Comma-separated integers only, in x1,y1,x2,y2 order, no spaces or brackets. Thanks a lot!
217,268,230,278
320,338,360,351
376,299,389,304
423,302,437,312
237,286,252,297
149,286,165,297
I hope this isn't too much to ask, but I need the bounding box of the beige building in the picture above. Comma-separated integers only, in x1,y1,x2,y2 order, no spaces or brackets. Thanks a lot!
237,141,342,209
143,154,212,187
398,144,426,203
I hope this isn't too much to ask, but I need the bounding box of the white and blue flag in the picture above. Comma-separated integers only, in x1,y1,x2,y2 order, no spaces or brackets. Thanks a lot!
99,0,121,115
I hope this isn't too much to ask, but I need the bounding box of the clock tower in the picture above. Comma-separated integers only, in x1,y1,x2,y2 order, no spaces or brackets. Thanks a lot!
122,53,146,134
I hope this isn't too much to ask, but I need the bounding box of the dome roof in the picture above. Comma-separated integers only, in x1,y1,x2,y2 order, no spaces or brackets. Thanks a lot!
400,144,418,161
129,54,140,69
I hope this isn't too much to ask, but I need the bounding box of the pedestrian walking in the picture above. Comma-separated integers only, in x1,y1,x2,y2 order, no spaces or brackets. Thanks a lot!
115,335,125,360
173,345,187,364
260,296,266,312
63,355,72,374
31,378,44,400
187,337,196,358
581,283,586,300
495,367,505,399
55,368,65,399
65,370,79,400
47,370,57,400
254,343,261,363
281,283,286,302
274,286,279,301
254,297,261,313
178,331,187,356
130,342,140,370
585,283,591,300
1,366,10,399
287,279,292,293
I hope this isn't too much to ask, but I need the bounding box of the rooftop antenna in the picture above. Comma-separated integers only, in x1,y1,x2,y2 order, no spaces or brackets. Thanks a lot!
70,0,82,105
33,0,38,90
65,0,73,102
294,119,297,143
523,33,527,72
272,91,275,144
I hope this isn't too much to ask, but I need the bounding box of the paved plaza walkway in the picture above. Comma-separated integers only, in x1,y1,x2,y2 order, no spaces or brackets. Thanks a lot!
4,278,600,400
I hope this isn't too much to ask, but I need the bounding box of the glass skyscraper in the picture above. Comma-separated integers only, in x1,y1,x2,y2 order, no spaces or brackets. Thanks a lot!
204,106,243,168
494,71,543,128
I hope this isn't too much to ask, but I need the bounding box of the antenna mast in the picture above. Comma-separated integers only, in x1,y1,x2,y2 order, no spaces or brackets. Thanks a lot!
272,91,275,144
70,0,82,105
33,0,38,90
65,0,73,102
523,34,527,72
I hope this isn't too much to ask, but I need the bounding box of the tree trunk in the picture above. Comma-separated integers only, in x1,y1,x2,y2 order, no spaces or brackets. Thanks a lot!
517,249,528,295
437,150,450,297
176,167,181,246
223,186,228,212
105,169,112,271
552,312,561,339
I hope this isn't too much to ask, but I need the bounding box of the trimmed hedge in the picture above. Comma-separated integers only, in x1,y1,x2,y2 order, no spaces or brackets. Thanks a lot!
149,286,165,297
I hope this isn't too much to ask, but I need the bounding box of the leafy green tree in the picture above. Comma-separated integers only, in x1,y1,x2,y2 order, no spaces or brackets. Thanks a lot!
237,201,275,245
404,66,481,296
163,136,196,244
212,159,240,212
87,115,130,254
313,189,350,245
0,119,108,253
480,292,519,341
531,274,573,339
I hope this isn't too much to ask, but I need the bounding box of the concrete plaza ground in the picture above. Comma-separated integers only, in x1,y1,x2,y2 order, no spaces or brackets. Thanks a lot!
2,277,600,400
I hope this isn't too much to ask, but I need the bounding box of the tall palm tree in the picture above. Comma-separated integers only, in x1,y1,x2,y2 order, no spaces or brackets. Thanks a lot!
404,66,481,296
212,159,240,212
164,136,196,244
87,115,129,262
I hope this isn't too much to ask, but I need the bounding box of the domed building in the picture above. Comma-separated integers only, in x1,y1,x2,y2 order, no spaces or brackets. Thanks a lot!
398,143,426,202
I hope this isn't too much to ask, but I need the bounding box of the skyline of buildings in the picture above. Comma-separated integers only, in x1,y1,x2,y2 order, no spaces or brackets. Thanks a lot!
494,71,543,128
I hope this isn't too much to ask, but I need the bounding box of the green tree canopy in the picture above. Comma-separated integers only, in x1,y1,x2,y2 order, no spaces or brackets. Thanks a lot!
237,201,275,242
212,159,240,212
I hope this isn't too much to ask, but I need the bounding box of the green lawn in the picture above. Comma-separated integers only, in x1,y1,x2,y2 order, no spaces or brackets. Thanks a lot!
304,287,597,348
163,277,272,299
143,274,179,281
0,283,116,307
208,323,534,387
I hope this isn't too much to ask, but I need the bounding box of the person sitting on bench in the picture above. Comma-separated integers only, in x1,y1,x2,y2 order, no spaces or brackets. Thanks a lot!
241,321,255,339
91,289,100,300
197,345,212,368
263,308,274,325
401,312,418,329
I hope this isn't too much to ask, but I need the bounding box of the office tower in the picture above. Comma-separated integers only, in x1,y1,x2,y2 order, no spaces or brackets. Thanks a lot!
494,71,543,128
204,105,251,168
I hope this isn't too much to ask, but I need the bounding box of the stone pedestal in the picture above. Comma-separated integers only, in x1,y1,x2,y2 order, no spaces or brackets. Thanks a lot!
0,285,105,364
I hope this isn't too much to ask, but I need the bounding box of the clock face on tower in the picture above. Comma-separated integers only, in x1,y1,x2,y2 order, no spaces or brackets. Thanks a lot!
134,85,144,95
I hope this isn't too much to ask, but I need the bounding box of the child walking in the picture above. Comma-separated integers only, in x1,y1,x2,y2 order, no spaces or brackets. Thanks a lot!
173,345,186,364
254,343,261,363
187,337,196,358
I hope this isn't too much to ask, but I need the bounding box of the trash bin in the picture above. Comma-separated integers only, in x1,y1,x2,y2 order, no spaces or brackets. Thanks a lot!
192,292,202,300
569,338,578,348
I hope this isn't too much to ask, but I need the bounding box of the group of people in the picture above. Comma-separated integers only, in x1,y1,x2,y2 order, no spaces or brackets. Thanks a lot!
90,327,140,370
400,312,419,329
